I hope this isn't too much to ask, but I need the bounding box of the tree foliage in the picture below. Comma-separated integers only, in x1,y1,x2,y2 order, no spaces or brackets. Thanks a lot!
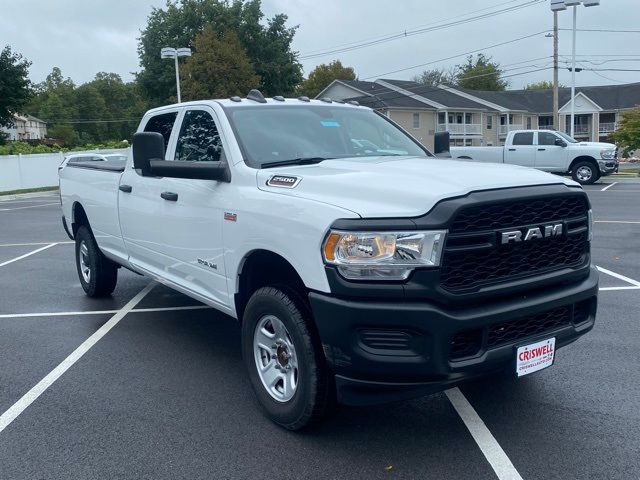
612,107,640,155
0,46,32,128
182,28,260,100
137,0,302,106
412,68,456,87
298,60,356,98
525,80,564,90
26,68,145,146
456,54,508,91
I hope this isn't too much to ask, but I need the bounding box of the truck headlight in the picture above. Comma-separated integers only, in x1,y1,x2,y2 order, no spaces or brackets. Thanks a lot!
322,230,446,280
600,149,616,160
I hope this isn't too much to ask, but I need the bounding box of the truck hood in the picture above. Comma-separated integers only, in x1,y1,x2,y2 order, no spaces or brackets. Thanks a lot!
256,156,576,218
572,141,616,149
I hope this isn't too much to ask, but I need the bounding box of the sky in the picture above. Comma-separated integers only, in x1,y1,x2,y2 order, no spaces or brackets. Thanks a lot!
1,0,638,89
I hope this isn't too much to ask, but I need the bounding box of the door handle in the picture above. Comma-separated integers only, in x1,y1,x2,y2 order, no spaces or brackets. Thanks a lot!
508,148,516,151
161,191,178,202
537,148,546,151
119,184,132,193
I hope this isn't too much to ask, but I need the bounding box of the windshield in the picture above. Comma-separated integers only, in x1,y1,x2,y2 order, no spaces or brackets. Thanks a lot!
225,105,430,168
556,131,579,143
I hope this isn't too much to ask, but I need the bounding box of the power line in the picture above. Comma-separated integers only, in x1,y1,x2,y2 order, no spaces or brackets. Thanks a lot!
299,0,545,60
559,28,640,34
361,30,550,80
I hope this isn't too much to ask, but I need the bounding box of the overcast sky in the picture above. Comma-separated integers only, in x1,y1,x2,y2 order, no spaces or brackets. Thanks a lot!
1,0,638,89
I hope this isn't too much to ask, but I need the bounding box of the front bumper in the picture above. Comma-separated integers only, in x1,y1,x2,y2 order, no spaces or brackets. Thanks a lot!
309,267,598,406
599,159,618,175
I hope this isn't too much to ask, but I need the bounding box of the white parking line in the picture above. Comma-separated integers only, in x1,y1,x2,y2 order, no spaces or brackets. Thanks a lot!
599,286,640,291
446,388,523,480
596,266,640,288
0,241,73,247
0,282,155,435
600,182,617,192
594,220,640,224
0,243,57,267
0,305,211,319
0,202,58,211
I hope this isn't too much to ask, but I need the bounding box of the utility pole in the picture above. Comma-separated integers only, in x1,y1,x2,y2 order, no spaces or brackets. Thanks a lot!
553,11,559,130
570,4,577,137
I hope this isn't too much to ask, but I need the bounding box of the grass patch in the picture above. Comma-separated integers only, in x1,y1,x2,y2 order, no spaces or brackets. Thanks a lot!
0,186,59,196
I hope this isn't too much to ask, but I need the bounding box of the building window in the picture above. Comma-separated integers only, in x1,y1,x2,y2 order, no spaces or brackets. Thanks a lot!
487,115,493,129
438,112,445,124
465,113,472,124
412,113,420,129
526,116,532,129
465,138,473,146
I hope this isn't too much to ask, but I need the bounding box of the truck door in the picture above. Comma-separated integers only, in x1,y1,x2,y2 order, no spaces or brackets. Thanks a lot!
506,132,536,167
535,131,567,172
154,107,231,309
119,110,180,278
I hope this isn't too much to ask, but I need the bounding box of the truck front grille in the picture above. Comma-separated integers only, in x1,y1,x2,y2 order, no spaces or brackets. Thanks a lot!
440,195,590,294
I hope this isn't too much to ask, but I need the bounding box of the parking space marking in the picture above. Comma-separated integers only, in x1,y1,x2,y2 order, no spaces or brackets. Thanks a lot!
0,241,73,247
0,282,155,435
0,305,210,319
0,203,59,211
597,266,640,288
446,388,523,480
601,182,617,192
0,243,57,268
594,220,640,224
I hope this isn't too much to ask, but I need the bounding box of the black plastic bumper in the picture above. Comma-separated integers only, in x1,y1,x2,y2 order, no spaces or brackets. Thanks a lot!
61,215,74,240
309,267,598,406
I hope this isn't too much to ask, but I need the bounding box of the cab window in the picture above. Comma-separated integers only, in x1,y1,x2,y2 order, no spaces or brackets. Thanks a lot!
512,132,534,146
175,110,224,162
143,112,178,149
538,131,559,146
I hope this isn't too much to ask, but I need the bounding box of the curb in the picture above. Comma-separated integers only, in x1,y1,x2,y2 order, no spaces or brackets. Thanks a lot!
0,190,59,202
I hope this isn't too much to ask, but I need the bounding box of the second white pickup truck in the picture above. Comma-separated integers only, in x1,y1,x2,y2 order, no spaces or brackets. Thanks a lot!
450,129,618,185
59,91,598,429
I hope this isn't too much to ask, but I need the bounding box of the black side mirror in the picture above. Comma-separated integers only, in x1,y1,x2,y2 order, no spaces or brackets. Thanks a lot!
133,132,165,176
149,159,231,182
555,138,567,148
434,131,451,157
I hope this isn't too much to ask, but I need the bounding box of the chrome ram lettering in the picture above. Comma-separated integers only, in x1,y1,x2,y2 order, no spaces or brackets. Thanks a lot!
500,223,563,245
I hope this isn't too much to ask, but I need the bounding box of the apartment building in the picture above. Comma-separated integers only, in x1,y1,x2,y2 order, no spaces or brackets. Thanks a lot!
318,79,640,150
1,114,48,141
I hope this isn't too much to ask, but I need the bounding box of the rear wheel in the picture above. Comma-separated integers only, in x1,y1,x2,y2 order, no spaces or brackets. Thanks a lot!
241,287,332,430
75,225,118,297
571,161,599,185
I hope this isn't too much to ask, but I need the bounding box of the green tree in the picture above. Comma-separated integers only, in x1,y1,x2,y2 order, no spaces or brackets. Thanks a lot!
456,54,508,91
525,80,564,90
137,0,302,106
612,107,640,156
182,28,260,100
412,68,456,87
298,60,356,98
0,46,32,128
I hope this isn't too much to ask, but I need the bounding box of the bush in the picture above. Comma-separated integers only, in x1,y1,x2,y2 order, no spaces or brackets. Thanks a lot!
0,140,129,156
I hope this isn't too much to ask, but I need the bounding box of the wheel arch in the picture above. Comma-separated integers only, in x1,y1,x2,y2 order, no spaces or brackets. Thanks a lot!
71,201,91,237
569,155,598,172
234,249,309,322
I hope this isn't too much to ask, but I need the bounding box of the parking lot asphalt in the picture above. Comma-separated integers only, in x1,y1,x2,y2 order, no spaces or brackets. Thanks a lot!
0,182,639,479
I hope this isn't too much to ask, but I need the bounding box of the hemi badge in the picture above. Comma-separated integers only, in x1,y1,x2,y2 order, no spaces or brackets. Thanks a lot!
224,212,237,222
267,175,301,188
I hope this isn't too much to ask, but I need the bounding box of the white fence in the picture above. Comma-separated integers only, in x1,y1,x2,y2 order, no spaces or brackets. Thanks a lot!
0,149,128,192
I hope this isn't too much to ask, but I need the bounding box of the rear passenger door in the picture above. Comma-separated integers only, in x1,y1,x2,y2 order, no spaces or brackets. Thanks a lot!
119,110,180,277
506,132,536,168
154,107,231,309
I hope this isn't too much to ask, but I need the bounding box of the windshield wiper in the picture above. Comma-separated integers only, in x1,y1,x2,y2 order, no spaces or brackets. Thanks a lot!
261,157,332,169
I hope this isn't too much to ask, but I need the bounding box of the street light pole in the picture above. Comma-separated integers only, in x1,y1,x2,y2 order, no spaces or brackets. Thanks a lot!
161,47,192,104
570,5,577,137
553,11,559,130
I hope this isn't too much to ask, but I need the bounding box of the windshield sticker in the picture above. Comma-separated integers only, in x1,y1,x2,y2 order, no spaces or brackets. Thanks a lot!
320,121,341,127
267,175,302,188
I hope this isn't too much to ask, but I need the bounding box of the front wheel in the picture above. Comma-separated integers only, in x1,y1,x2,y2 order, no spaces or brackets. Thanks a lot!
571,161,599,185
241,287,332,430
75,225,118,297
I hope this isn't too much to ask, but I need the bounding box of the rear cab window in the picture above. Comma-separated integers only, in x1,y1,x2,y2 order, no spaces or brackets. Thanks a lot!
512,132,534,146
143,111,179,150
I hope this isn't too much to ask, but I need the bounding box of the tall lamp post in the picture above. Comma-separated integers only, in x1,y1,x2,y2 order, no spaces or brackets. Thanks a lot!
550,1,600,137
161,47,192,103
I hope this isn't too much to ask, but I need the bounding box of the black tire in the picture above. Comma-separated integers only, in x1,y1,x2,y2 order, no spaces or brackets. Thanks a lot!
571,160,599,185
75,225,118,297
241,287,332,430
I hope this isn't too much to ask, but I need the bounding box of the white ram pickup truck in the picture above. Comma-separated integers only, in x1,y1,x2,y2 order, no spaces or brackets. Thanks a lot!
59,91,598,429
450,129,618,185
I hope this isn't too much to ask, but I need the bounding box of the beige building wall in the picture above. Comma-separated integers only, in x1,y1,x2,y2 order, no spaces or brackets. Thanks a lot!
389,110,436,151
